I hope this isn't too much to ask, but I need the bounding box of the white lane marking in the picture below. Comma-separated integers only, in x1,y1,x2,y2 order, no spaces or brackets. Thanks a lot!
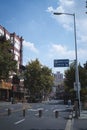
65,113,73,130
28,108,44,111
37,108,44,110
28,109,38,111
35,113,39,116
14,119,25,125
45,109,48,112
65,119,72,130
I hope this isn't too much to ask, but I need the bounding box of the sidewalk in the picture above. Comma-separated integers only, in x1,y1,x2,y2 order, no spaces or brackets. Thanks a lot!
72,110,87,130
79,110,87,119
0,101,11,107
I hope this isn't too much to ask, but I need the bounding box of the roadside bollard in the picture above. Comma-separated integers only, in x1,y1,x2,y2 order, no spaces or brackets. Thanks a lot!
8,108,11,116
55,110,59,118
23,108,26,117
39,109,42,118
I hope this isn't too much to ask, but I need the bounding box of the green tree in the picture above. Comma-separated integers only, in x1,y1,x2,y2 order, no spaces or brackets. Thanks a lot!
41,66,53,95
80,61,87,102
64,62,75,92
64,61,87,102
64,62,76,102
0,36,17,80
24,59,53,100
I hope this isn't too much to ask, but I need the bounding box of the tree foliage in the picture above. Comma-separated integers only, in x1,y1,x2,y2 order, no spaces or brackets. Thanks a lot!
64,62,75,92
24,59,54,99
0,36,17,80
64,61,87,101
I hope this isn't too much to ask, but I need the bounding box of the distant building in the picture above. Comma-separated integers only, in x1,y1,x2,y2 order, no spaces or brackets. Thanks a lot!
54,71,63,86
53,71,64,99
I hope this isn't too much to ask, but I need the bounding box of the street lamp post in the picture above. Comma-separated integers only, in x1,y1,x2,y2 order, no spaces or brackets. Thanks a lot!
53,12,80,117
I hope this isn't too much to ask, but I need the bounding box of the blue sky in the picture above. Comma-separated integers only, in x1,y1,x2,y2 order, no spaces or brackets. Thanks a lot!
0,0,87,74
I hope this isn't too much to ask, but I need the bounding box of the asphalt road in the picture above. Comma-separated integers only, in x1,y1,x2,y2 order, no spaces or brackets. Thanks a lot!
0,100,72,130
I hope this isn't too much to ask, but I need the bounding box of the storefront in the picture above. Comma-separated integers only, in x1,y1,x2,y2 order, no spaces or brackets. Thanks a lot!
0,80,12,101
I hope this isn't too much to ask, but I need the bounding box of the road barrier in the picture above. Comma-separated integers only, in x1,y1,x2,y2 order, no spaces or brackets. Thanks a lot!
37,108,43,118
23,108,26,117
55,110,59,118
53,109,59,118
0,104,74,120
0,104,31,117
39,109,42,117
8,108,11,116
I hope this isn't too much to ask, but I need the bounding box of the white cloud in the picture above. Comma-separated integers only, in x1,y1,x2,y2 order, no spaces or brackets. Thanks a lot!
59,0,74,7
49,43,87,64
77,18,87,45
23,40,39,53
78,49,87,65
78,35,87,45
51,44,67,53
47,6,54,13
47,0,75,31
49,44,75,60
47,0,87,51
47,0,75,14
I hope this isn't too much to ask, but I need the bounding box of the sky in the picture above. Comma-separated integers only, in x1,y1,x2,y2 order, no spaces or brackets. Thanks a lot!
0,0,87,74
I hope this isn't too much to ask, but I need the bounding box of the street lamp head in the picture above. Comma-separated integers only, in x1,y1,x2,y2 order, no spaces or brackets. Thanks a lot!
53,12,74,16
53,12,63,15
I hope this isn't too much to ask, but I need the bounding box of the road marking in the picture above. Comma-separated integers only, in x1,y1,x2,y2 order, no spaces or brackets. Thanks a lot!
35,113,39,116
28,109,38,111
65,113,73,130
14,119,25,125
65,119,72,130
45,109,48,112
37,108,44,110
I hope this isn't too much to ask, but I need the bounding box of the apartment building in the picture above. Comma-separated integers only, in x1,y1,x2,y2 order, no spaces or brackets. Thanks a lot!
54,71,63,86
53,71,64,99
0,25,25,101
0,25,23,69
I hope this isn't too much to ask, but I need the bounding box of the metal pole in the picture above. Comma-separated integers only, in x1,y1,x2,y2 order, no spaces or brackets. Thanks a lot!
73,14,80,116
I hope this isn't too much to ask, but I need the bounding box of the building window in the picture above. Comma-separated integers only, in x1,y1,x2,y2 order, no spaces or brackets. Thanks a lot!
14,54,18,61
6,34,10,40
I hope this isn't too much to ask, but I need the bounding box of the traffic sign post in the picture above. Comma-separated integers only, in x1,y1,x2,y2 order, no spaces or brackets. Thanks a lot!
74,82,81,91
54,59,69,67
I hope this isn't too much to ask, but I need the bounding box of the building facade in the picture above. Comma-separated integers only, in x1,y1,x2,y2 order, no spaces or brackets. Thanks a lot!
0,25,23,69
53,71,64,99
54,71,63,86
0,25,25,101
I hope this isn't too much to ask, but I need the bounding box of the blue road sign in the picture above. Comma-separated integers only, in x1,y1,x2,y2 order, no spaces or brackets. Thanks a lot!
54,59,69,67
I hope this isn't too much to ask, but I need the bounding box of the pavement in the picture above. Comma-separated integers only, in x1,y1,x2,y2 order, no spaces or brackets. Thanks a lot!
70,110,87,130
0,101,87,130
74,111,87,130
79,110,87,119
0,101,11,106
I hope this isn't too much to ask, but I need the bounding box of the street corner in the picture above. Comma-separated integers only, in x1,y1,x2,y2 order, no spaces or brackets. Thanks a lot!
79,110,87,119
